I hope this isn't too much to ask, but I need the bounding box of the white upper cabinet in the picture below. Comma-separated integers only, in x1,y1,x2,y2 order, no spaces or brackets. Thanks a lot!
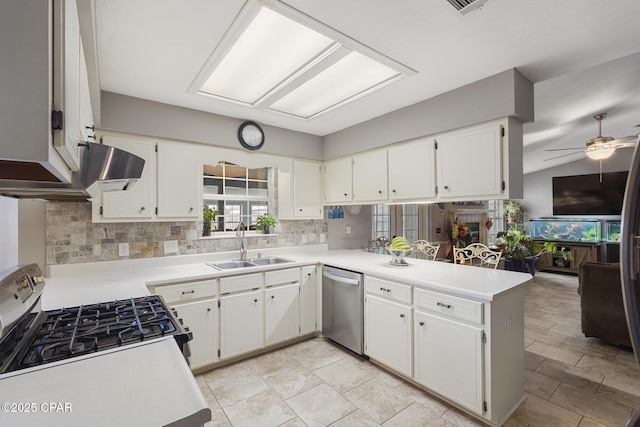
388,138,436,201
324,157,353,204
436,118,517,200
0,0,94,183
279,160,323,220
293,160,323,219
94,134,200,222
157,142,200,219
353,150,388,202
99,135,156,220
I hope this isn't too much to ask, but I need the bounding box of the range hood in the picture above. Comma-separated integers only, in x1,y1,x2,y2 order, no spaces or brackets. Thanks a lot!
0,143,145,200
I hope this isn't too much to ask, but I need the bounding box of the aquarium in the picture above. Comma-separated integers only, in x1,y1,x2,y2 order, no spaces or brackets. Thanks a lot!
606,221,621,242
529,219,601,243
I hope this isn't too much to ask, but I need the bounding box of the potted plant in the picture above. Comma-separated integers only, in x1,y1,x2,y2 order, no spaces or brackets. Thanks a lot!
202,206,219,236
503,200,523,224
256,212,277,234
496,226,573,275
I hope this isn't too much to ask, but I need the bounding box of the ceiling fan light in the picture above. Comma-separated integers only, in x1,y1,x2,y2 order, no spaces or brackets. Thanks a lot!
585,148,615,160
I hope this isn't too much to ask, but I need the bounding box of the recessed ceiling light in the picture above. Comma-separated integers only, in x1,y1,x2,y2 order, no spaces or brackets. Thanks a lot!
190,0,415,120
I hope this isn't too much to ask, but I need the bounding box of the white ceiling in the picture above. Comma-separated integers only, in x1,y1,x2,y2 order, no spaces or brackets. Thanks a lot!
94,0,640,174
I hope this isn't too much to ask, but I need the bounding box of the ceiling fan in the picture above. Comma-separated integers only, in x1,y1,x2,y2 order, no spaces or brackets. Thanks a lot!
545,112,639,162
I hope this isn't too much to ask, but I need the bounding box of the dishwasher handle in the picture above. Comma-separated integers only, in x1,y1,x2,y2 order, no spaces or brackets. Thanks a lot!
323,271,360,286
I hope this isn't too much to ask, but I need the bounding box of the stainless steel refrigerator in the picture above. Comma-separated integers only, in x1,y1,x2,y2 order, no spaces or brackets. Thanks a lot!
620,134,640,426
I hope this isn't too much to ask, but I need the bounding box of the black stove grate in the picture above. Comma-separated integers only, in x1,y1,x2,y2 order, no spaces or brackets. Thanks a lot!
9,296,187,371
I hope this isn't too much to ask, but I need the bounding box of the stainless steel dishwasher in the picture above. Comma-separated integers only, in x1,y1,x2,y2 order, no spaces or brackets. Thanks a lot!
322,265,364,355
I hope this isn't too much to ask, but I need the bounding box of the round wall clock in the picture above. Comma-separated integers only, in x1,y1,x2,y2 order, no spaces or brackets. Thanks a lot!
238,121,265,151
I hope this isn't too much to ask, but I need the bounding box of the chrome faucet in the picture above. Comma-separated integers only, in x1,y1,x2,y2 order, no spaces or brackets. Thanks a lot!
236,222,247,260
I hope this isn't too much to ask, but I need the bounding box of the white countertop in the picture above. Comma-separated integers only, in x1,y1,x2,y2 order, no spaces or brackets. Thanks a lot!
43,245,530,308
0,338,210,427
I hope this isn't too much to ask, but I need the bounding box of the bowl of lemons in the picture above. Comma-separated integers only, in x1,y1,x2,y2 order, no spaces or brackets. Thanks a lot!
385,237,413,266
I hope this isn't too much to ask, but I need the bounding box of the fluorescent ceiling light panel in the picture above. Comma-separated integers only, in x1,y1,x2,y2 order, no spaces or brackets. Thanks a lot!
269,51,401,118
199,8,333,104
194,1,414,119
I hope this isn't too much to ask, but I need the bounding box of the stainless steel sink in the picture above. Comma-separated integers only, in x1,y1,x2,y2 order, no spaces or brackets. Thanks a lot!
206,257,293,270
249,257,293,265
207,260,256,270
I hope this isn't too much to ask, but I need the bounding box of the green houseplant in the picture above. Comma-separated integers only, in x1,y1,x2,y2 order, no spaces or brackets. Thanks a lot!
503,200,523,224
202,206,219,236
256,212,277,234
497,226,573,275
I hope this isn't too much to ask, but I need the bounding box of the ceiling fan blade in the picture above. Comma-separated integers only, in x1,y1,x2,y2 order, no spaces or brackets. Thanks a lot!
544,147,584,152
544,151,585,161
611,134,639,147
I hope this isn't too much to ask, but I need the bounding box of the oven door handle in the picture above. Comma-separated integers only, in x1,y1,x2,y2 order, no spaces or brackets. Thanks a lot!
323,271,360,286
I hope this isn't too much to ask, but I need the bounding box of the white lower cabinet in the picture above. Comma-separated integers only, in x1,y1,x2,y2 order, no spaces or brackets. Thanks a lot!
300,265,317,335
220,290,264,359
175,299,218,369
414,310,484,414
364,277,413,378
265,283,300,346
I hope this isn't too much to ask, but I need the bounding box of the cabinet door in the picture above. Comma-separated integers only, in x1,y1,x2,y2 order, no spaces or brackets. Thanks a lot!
174,299,218,370
220,290,263,359
388,139,436,201
300,265,317,335
53,0,82,171
101,136,155,219
265,283,300,346
364,294,412,377
353,150,388,202
324,157,353,204
293,160,323,219
157,142,200,219
571,245,597,271
436,122,503,199
414,311,484,414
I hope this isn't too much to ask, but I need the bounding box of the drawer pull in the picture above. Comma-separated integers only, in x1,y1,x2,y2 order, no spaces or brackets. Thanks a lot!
419,321,424,326
181,290,195,295
437,302,452,309
400,313,405,318
379,287,391,293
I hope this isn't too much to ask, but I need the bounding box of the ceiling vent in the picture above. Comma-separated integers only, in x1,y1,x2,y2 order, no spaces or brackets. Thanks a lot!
445,0,490,15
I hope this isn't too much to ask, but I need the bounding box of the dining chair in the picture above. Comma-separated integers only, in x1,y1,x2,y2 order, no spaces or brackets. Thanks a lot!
412,240,440,261
453,243,502,269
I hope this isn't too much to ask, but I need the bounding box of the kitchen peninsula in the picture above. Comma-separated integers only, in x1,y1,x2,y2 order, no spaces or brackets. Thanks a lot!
34,245,530,427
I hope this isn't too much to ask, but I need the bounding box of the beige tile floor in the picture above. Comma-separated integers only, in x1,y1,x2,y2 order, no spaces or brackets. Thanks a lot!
196,271,640,426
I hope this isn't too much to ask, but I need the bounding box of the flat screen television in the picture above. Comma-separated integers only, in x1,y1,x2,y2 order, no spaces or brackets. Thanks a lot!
552,171,628,215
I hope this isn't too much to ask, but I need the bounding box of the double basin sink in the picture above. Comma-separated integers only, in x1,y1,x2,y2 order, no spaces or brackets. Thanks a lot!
207,256,293,270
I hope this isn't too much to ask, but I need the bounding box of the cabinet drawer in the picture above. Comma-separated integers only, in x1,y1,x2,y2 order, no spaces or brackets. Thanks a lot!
414,288,483,324
220,273,263,294
154,279,217,304
365,276,412,304
265,268,300,287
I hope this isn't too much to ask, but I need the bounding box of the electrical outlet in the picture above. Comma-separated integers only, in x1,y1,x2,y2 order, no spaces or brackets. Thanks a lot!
506,315,512,335
302,234,308,244
319,233,326,243
164,240,178,254
118,243,129,257
345,225,352,235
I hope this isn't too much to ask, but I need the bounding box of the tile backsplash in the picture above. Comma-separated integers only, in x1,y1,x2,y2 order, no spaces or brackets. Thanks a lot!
46,202,326,265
